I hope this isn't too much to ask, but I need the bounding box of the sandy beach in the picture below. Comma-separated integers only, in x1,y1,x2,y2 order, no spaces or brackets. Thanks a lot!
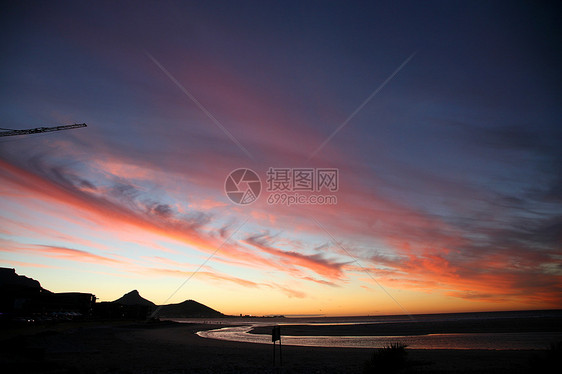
1,320,555,373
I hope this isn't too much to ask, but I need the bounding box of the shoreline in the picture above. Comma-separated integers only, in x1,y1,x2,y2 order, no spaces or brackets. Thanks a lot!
1,321,557,373
202,324,561,351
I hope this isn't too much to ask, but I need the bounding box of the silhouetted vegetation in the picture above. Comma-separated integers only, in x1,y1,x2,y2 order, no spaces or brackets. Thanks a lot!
364,343,408,373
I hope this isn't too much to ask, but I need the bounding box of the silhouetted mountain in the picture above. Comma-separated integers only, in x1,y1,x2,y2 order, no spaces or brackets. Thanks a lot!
0,269,225,320
157,299,224,318
111,291,224,318
112,290,156,307
1,268,95,318
0,267,41,289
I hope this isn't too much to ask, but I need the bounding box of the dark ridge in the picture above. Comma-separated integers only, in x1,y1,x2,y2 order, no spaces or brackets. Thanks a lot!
1,268,225,320
0,267,41,289
156,299,224,318
112,290,156,307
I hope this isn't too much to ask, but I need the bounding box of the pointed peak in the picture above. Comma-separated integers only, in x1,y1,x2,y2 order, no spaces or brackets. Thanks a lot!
113,290,155,307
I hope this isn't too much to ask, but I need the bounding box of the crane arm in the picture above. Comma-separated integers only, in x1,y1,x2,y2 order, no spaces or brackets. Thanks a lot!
0,123,87,137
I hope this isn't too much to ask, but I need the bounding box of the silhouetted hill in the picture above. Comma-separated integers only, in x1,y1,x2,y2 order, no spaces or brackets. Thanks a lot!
110,291,224,318
1,268,96,318
157,299,224,318
0,267,41,289
112,290,156,307
0,269,225,319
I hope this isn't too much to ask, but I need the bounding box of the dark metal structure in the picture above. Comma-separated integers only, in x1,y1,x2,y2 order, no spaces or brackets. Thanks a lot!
0,123,87,137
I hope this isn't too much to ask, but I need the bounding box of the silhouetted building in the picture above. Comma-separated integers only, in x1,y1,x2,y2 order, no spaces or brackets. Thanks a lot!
0,267,42,317
44,292,96,316
0,267,95,320
94,301,151,319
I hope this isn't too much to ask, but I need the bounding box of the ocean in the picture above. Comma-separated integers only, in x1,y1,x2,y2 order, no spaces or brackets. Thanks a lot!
173,309,562,350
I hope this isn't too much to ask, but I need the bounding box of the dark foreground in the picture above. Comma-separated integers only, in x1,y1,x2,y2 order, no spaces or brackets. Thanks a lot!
0,321,556,373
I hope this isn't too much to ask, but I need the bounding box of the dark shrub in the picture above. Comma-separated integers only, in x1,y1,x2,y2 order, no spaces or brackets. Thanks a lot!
364,343,408,373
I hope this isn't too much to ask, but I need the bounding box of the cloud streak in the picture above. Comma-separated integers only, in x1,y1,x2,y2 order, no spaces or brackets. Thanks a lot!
245,233,347,280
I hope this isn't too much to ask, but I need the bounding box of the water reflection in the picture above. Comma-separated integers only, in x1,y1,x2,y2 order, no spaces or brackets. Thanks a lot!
197,325,562,350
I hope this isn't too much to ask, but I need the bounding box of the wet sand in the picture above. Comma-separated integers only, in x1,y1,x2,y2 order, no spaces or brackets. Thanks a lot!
0,321,555,373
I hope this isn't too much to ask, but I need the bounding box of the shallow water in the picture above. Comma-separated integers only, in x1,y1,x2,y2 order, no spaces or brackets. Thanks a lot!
185,310,562,350
196,324,562,350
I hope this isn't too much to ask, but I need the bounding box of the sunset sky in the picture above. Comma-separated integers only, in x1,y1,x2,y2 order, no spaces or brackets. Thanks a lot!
1,1,561,316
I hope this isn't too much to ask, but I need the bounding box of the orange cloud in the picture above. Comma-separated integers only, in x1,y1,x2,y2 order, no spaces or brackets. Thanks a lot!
0,158,267,271
356,245,562,308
